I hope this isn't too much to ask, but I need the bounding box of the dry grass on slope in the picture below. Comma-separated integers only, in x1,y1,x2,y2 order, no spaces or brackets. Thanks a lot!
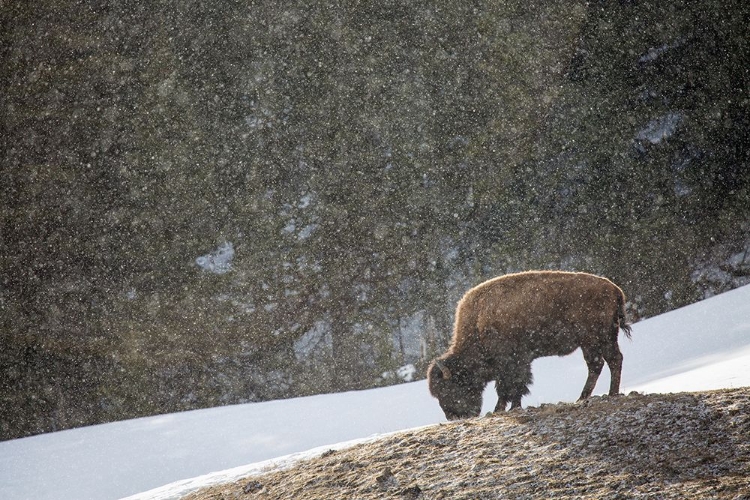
186,388,750,499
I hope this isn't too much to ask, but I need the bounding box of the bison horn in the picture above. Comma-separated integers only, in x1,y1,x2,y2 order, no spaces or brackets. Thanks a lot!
435,360,452,379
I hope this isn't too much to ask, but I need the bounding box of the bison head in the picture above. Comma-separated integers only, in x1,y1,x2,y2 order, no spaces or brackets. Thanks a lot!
427,357,483,420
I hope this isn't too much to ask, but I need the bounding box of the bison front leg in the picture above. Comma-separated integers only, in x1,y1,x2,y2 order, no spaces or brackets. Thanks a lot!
508,395,522,410
493,393,523,412
493,392,508,412
580,348,604,400
493,380,512,412
494,361,532,411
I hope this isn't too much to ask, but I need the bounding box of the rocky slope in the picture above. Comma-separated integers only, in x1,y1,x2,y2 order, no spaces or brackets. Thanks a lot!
186,388,750,499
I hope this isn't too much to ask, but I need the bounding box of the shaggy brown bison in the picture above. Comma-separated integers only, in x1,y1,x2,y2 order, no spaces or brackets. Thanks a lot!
428,271,632,420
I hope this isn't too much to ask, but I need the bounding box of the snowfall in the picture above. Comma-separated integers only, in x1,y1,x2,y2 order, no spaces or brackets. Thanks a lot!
2,285,750,500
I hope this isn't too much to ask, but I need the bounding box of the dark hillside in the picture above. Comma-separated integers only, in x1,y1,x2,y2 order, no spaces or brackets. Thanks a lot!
2,0,749,439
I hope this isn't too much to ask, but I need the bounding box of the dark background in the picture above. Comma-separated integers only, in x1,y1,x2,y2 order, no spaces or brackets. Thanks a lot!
2,0,748,440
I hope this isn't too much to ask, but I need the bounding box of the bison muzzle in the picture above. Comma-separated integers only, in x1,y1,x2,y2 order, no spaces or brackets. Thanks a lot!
428,271,632,420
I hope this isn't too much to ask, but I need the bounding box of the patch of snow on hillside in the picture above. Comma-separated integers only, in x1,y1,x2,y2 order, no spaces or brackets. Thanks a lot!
636,112,681,144
195,242,234,274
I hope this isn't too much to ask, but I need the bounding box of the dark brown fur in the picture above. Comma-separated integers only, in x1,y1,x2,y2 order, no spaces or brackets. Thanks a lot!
428,271,632,420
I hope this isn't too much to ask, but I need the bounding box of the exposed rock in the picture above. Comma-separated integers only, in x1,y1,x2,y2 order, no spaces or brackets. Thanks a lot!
185,388,750,499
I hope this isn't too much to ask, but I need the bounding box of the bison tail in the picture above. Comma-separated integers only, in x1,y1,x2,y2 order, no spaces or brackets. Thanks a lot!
620,322,633,340
617,293,632,340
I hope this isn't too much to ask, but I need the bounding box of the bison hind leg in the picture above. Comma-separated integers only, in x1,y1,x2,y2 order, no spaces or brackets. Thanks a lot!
580,347,605,400
604,343,624,396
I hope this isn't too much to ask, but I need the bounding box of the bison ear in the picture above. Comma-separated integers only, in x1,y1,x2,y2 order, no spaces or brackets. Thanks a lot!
435,359,452,380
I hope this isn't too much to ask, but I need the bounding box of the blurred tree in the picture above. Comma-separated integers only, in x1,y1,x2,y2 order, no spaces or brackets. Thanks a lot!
1,0,748,439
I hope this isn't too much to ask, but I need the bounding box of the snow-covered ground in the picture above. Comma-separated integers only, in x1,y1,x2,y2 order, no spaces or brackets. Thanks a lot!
2,285,749,500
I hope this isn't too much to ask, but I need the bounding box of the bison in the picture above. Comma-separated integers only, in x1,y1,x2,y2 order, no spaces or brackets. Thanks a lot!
428,271,632,420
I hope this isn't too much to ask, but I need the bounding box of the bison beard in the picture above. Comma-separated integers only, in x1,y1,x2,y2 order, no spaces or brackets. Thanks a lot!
428,271,632,420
